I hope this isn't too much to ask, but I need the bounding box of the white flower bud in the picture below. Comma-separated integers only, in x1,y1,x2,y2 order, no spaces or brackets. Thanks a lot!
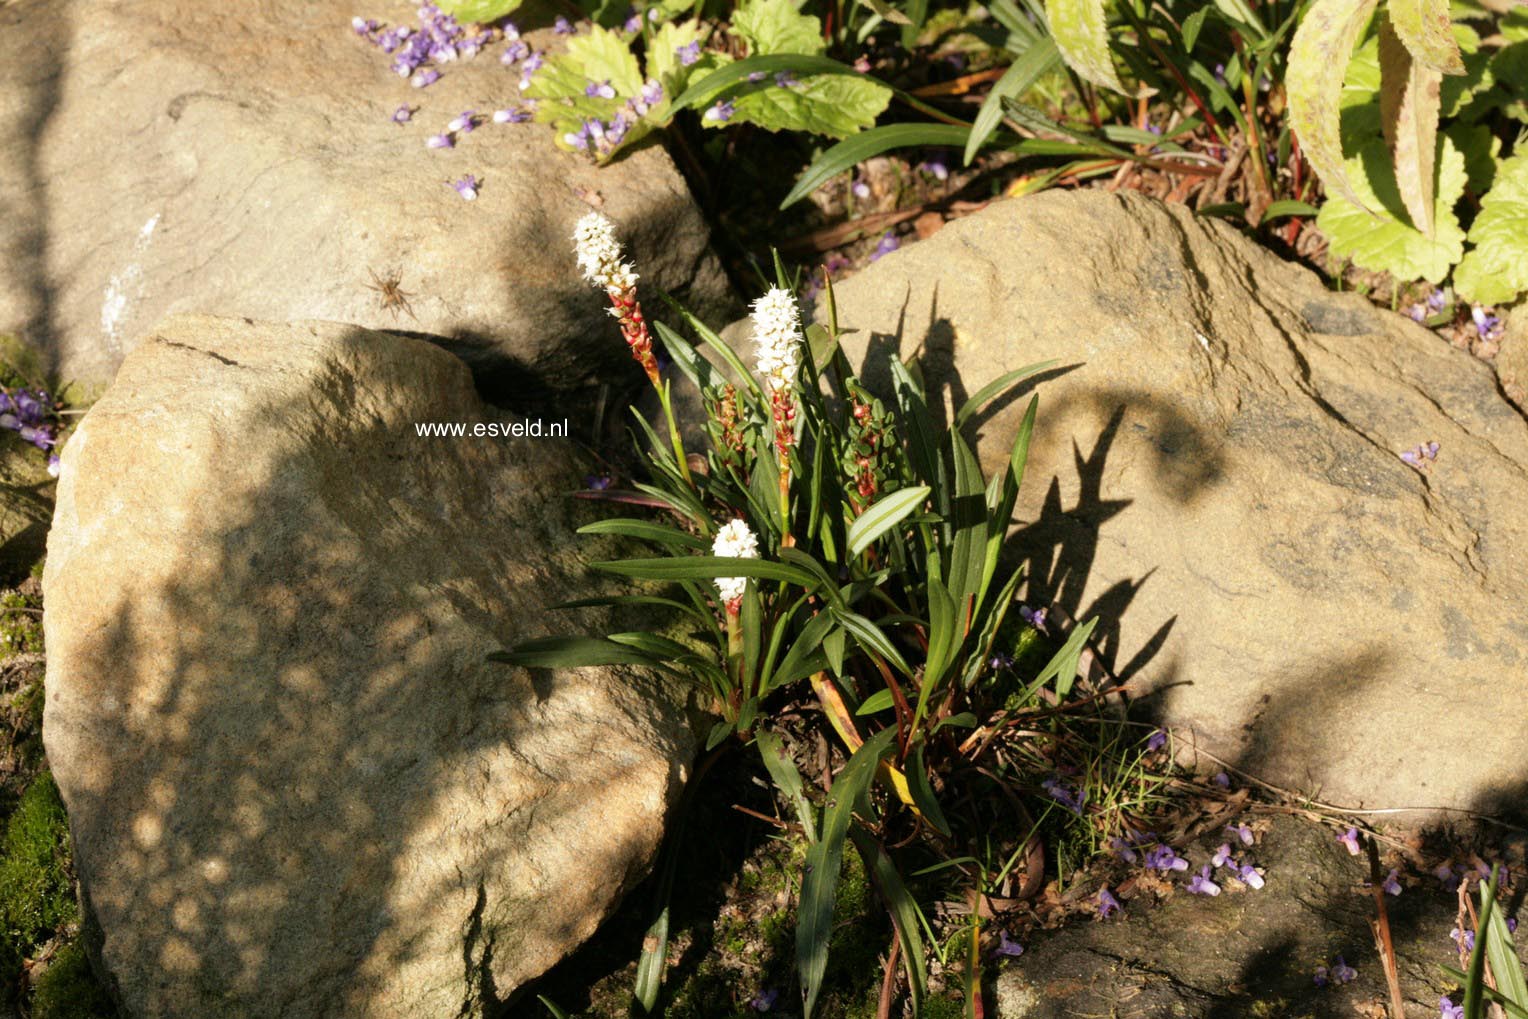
573,212,639,292
750,287,803,389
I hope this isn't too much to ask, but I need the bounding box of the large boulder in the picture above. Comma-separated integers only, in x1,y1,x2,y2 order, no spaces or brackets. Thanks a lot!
42,315,694,1017
0,0,732,399
821,190,1528,819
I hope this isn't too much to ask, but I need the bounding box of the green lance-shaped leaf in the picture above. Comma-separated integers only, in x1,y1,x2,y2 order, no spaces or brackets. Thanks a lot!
964,38,1061,165
847,485,932,559
798,728,896,1018
1045,0,1126,93
782,123,973,208
1379,19,1443,237
1388,0,1464,74
1287,0,1383,214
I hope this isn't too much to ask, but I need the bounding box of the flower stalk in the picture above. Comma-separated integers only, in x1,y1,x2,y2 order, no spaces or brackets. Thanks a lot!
573,212,693,487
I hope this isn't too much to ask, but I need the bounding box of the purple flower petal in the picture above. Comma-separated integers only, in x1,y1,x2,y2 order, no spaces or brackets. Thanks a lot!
1186,865,1221,896
1337,827,1362,855
702,99,734,123
554,15,574,33
1147,729,1167,752
450,174,479,200
1097,887,1123,919
411,68,441,88
426,133,453,149
676,40,701,66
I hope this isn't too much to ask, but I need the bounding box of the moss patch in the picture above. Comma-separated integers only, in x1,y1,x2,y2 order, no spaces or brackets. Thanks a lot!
31,941,116,1019
1,772,76,988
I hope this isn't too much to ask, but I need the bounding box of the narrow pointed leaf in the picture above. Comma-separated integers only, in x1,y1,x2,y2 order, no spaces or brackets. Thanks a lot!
847,486,932,558
1046,0,1126,93
964,39,1061,165
1033,616,1098,697
1379,19,1442,236
578,518,709,549
1389,0,1464,74
953,360,1057,428
848,826,928,1011
489,636,663,668
757,731,819,842
1287,0,1382,213
782,124,973,208
798,728,896,1018
593,555,819,586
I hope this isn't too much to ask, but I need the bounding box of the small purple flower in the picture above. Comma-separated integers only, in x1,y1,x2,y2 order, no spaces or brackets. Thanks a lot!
1042,777,1086,815
851,180,871,200
1425,441,1439,460
869,231,900,261
411,68,441,88
1213,62,1226,84
450,174,479,200
1147,729,1167,752
448,110,478,132
1382,868,1402,896
1313,965,1328,987
995,930,1024,957
1440,996,1464,1019
1186,865,1221,896
1451,925,1476,952
492,106,530,123
988,651,1015,671
606,112,630,145
676,40,701,66
1337,827,1362,855
1427,289,1446,312
1408,304,1427,323
747,70,767,82
1228,823,1254,847
564,122,591,150
1018,604,1047,631
502,39,530,63
46,452,60,477
1472,305,1503,339
1436,862,1460,891
775,70,800,88
352,16,380,35
426,132,454,149
585,79,616,99
1107,837,1139,864
554,15,574,33
392,104,415,124
749,988,779,1012
919,158,949,180
1401,448,1421,466
641,78,664,105
624,9,642,32
1331,956,1356,983
1212,843,1233,869
519,51,544,89
1232,860,1265,889
1097,887,1123,919
1212,771,1231,789
1147,844,1189,872
585,473,614,491
429,40,459,62
703,99,734,123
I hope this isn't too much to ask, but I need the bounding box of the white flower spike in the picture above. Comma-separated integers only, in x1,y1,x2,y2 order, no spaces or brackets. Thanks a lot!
711,518,759,604
573,211,638,292
750,287,803,390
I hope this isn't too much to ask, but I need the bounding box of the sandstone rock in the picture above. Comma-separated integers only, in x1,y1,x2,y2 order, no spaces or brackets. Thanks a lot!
994,815,1527,1019
0,0,732,399
820,190,1528,819
1498,306,1528,414
42,315,694,1017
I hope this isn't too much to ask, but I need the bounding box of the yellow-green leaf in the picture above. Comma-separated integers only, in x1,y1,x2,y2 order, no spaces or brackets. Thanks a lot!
1288,0,1383,213
1454,152,1528,305
1045,0,1125,94
1379,19,1442,236
1387,0,1464,73
1316,134,1466,282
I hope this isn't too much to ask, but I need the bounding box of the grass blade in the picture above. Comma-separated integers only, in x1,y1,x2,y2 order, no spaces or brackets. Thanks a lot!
578,518,709,550
757,731,819,841
489,636,663,668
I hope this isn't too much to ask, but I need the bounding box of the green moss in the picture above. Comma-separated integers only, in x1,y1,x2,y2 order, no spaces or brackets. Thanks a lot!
1,773,77,989
31,941,116,1019
1,589,44,657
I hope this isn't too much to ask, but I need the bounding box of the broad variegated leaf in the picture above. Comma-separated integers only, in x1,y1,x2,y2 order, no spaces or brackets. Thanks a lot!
1379,19,1442,236
1045,0,1125,94
1287,0,1383,213
1387,0,1464,74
